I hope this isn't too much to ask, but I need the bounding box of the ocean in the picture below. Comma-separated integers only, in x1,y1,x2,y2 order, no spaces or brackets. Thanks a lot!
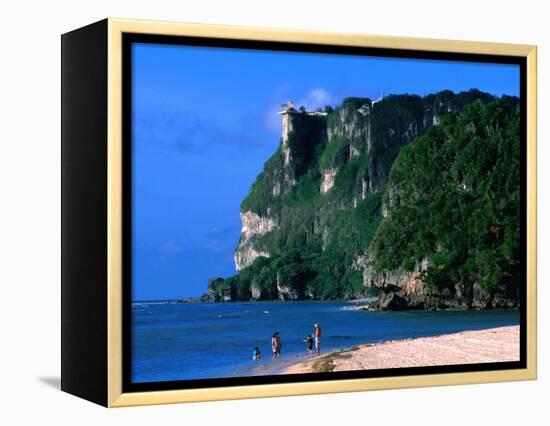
131,300,520,383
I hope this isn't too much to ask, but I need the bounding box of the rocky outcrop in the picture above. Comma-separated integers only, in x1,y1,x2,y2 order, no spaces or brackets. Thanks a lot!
239,211,276,243
278,108,327,192
321,169,337,193
277,271,301,301
250,284,263,300
234,211,275,270
327,98,371,149
360,255,519,311
234,246,270,271
360,256,429,309
280,111,294,166
205,277,233,302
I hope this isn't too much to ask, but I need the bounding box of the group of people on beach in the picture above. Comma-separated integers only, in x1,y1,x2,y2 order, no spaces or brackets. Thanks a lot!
252,323,322,361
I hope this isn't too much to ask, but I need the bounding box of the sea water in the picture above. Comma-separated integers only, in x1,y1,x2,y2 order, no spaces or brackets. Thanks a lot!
131,300,519,383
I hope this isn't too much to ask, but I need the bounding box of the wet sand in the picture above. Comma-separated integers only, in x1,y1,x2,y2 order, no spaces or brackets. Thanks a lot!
282,325,519,374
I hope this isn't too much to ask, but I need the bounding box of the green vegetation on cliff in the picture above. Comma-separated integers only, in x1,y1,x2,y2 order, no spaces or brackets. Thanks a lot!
208,90,521,307
241,114,327,217
372,99,521,294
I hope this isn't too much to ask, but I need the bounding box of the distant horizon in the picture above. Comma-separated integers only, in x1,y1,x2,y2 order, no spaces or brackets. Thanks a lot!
131,41,520,301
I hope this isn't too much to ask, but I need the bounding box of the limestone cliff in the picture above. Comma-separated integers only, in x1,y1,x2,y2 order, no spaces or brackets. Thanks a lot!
234,211,276,270
218,90,520,309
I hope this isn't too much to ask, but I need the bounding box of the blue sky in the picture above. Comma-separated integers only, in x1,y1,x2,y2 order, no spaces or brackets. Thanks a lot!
132,42,519,301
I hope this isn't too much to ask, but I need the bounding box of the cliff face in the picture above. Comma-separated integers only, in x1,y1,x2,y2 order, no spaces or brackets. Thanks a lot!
220,90,520,309
365,95,521,310
235,109,326,270
234,211,275,270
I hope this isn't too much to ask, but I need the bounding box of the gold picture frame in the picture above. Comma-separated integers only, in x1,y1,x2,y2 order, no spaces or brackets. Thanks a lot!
61,17,537,407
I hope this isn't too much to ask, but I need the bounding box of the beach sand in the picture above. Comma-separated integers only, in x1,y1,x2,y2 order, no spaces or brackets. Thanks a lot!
282,325,519,374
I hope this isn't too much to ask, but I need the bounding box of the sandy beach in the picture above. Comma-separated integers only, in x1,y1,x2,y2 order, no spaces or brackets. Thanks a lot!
282,325,520,374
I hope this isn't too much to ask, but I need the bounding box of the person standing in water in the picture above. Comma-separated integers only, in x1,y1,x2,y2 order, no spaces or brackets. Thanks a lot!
272,331,282,358
314,323,322,355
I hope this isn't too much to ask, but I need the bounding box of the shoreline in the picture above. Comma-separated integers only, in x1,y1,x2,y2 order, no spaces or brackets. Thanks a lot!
281,325,520,374
137,297,520,309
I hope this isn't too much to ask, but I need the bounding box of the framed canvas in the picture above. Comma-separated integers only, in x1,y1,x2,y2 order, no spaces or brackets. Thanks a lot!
61,18,537,407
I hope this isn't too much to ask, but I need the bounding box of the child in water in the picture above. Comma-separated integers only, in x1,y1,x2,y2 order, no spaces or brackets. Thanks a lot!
303,335,313,356
252,347,262,361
